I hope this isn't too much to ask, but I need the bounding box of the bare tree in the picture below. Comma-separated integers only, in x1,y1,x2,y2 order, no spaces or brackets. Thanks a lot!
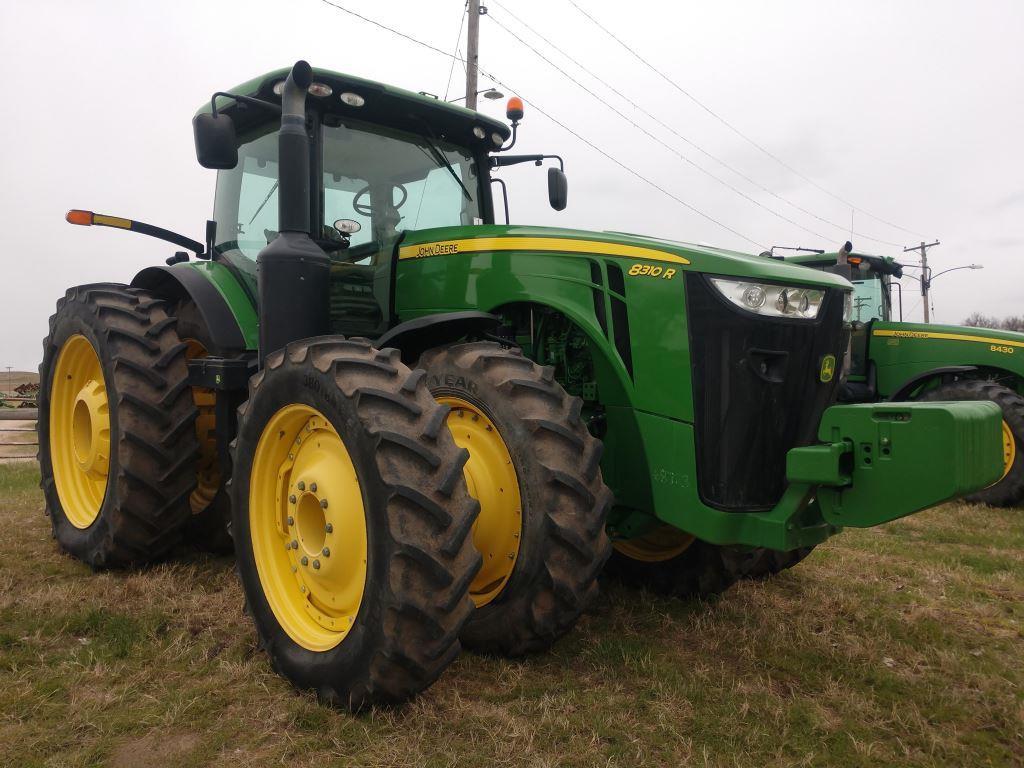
962,313,1024,332
963,312,1000,329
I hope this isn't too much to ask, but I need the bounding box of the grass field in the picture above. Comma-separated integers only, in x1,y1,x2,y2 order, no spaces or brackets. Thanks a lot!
1,464,1021,767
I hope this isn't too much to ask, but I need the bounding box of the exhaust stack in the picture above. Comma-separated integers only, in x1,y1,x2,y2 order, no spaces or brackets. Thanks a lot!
256,60,330,363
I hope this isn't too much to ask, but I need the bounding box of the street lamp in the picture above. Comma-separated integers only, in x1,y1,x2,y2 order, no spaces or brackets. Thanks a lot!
919,264,983,323
923,264,983,291
448,88,504,103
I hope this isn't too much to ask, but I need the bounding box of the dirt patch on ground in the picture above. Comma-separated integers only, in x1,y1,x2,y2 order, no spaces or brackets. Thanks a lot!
109,731,202,768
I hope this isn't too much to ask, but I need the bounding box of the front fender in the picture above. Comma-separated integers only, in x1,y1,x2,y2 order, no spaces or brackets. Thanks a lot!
132,262,257,352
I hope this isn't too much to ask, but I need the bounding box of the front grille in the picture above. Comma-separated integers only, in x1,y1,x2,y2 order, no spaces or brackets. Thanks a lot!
686,273,848,510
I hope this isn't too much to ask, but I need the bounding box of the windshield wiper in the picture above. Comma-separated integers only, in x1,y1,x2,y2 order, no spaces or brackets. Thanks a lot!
247,181,279,227
412,128,473,202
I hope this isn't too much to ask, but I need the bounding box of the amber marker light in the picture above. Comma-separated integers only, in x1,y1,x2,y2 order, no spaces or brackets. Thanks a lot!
66,209,94,226
506,96,524,122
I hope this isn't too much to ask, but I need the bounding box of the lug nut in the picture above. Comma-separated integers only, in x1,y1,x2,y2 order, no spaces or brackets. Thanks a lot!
313,559,321,570
322,547,330,557
310,482,317,493
291,540,298,549
325,523,333,534
301,556,309,566
287,516,294,526
321,499,329,509
297,481,306,491
289,494,296,504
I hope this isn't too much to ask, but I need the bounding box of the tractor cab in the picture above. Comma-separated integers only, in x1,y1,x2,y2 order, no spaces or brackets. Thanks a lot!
203,69,505,340
196,67,565,340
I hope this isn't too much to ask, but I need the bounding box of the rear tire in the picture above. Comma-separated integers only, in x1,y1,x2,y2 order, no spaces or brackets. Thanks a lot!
921,380,1024,507
38,283,198,568
418,342,612,656
230,337,480,709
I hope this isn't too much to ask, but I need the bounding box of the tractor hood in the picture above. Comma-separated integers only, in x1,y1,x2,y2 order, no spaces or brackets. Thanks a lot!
875,320,1024,346
399,225,853,291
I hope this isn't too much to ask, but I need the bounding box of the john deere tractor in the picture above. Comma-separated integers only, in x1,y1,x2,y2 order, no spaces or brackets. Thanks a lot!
777,245,1024,510
39,61,1004,709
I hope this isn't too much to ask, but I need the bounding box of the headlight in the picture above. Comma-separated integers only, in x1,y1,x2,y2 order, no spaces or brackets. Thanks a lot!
710,277,826,319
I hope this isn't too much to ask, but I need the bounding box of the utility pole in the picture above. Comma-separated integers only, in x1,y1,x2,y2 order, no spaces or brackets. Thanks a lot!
904,240,940,323
465,0,480,110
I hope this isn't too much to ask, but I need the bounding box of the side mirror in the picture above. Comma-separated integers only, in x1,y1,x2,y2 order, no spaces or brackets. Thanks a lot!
547,167,568,211
192,113,238,169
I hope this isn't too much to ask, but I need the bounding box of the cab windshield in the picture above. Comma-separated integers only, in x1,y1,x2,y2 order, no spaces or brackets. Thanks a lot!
851,276,888,322
213,116,484,266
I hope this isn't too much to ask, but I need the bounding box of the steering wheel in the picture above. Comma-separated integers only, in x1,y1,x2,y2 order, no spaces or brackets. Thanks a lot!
352,183,407,216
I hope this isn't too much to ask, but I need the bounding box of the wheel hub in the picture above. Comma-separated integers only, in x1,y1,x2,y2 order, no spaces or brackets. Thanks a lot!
249,406,367,651
50,334,110,529
439,397,522,607
72,379,110,477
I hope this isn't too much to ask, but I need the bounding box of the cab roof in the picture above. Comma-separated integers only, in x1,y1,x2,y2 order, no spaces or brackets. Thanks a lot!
778,250,904,278
196,66,511,151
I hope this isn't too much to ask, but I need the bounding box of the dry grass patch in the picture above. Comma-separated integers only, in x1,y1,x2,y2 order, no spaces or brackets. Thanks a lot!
0,463,1021,767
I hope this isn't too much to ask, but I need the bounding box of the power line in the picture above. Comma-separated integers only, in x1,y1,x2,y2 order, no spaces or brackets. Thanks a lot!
442,2,468,101
564,0,930,241
486,12,824,243
320,0,458,60
318,0,765,248
508,93,765,249
489,1,903,250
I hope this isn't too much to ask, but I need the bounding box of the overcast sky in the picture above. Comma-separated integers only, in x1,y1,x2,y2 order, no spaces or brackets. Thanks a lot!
2,0,1021,370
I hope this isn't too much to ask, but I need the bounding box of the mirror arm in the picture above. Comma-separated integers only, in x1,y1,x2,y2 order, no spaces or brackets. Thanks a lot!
491,153,564,171
209,92,282,118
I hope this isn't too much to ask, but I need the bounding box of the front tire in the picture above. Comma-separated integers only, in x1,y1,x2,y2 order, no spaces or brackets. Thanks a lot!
38,284,198,568
230,337,480,709
605,526,747,598
737,546,816,580
418,342,612,656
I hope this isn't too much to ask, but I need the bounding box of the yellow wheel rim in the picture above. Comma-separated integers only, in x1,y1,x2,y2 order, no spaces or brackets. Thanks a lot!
184,339,220,513
1000,419,1016,481
50,334,110,529
613,525,695,563
249,404,367,652
439,396,522,607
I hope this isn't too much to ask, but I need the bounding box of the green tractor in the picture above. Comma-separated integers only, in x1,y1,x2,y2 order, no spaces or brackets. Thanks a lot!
779,245,1024,509
39,62,1004,709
